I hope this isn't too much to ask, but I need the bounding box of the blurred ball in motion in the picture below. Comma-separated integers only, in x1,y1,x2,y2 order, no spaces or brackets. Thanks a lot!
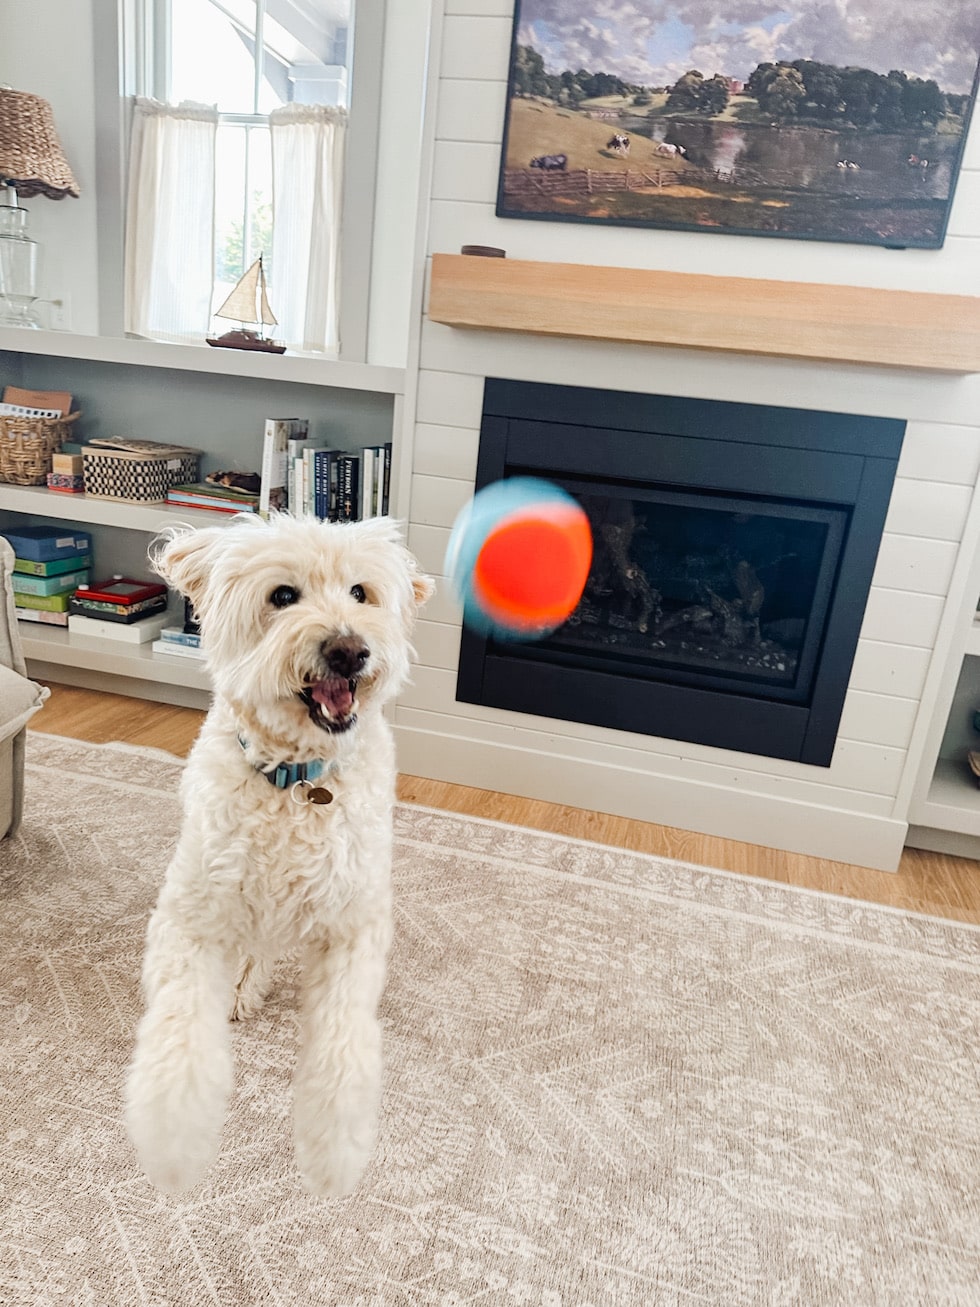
446,477,593,638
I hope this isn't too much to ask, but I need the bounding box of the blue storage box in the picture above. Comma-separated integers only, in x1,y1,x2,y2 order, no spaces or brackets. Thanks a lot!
2,525,93,562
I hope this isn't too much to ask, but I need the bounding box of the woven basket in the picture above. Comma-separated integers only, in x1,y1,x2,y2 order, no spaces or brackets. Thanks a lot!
0,412,80,485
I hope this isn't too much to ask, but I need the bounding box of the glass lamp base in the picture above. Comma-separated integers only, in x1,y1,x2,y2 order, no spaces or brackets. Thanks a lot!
0,296,42,328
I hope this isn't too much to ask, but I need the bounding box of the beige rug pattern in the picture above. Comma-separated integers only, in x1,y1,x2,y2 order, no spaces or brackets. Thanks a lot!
1,733,979,1306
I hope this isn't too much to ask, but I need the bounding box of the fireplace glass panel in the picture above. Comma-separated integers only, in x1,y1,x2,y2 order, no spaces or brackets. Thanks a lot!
459,378,906,765
497,480,849,705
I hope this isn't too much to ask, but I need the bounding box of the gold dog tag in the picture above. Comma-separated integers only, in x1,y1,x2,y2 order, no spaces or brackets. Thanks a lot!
306,787,334,805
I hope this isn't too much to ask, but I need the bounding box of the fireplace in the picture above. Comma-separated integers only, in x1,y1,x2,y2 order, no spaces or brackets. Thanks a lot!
456,379,906,766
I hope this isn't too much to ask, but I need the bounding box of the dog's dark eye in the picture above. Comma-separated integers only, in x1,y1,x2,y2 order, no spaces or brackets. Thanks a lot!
270,585,300,608
350,584,367,604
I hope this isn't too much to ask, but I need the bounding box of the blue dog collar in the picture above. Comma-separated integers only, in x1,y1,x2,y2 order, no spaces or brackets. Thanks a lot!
239,737,329,790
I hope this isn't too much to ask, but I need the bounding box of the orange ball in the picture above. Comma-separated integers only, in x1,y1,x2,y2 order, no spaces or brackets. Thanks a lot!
447,478,593,638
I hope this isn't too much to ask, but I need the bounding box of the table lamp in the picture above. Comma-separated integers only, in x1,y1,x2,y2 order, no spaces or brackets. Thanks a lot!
0,87,79,328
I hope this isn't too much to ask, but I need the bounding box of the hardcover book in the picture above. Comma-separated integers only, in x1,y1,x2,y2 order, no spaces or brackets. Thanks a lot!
151,638,207,660
336,454,360,522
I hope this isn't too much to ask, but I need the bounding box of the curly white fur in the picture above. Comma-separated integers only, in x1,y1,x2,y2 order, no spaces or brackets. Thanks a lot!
124,514,433,1196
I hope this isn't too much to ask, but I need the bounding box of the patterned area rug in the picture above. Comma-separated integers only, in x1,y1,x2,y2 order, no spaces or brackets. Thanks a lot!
1,733,979,1306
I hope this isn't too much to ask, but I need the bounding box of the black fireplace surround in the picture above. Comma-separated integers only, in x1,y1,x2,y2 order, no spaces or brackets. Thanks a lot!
455,379,906,767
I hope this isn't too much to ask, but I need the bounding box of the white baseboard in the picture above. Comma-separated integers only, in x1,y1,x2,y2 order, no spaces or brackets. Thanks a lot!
394,724,908,872
905,824,980,859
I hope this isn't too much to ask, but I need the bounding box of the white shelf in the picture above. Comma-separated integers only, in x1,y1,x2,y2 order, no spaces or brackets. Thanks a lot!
19,623,211,692
0,327,405,395
0,484,240,533
912,756,980,837
0,486,243,530
966,619,980,657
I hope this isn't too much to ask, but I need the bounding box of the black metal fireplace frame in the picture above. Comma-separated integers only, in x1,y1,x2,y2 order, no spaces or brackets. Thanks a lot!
456,379,906,767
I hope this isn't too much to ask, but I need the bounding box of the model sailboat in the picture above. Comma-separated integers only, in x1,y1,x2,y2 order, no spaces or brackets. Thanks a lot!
206,255,286,354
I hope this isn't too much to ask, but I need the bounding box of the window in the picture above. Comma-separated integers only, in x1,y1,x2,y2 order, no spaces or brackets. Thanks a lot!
124,0,363,354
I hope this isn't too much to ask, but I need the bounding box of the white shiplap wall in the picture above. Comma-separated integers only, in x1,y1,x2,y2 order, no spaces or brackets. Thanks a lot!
395,0,980,870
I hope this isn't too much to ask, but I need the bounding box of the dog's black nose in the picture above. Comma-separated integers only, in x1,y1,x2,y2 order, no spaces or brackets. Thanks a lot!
323,637,369,678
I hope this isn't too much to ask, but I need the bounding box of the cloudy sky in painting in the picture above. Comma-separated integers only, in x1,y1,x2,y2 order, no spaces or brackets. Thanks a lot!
516,0,980,94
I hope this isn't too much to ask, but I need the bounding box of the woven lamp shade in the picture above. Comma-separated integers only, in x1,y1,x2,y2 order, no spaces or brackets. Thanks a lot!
0,88,79,199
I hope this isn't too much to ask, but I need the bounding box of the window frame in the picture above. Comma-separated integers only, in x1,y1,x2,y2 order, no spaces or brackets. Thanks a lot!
94,0,382,360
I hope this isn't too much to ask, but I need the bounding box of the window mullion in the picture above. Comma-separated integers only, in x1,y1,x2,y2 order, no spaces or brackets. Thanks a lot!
242,125,252,280
253,0,266,115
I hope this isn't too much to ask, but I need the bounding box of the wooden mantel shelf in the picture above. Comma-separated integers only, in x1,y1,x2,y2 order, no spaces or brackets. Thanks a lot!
428,253,980,373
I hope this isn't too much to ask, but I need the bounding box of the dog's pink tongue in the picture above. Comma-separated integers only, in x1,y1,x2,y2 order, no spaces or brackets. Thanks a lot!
311,676,353,716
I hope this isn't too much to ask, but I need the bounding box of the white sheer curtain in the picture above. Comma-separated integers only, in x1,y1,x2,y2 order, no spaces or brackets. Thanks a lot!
124,99,218,341
270,104,347,354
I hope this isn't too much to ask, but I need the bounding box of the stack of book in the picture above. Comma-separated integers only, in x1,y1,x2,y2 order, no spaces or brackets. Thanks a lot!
285,442,393,521
257,418,392,522
68,577,170,644
166,482,259,515
151,626,205,660
2,527,93,629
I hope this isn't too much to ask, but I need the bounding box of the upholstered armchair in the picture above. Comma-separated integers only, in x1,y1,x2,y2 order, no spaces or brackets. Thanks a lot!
0,537,49,838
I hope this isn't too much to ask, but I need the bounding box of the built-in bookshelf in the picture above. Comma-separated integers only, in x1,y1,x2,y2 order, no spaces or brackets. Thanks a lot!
0,328,406,707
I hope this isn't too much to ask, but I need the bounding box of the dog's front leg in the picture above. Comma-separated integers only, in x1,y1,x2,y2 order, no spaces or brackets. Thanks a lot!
293,909,392,1196
125,899,235,1194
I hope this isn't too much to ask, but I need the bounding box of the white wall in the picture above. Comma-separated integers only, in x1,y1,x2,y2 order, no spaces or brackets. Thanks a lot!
0,0,101,333
394,0,980,870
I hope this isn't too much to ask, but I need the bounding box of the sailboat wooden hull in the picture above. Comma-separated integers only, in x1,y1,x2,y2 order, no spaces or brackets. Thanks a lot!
206,329,286,355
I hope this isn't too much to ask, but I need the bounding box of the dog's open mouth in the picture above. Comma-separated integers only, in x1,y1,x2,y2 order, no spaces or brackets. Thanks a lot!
298,675,359,733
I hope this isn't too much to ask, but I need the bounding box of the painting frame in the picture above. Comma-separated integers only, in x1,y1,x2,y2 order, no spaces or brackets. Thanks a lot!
495,0,980,250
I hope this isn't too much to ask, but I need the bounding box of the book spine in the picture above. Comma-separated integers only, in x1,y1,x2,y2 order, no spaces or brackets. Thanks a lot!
166,498,252,515
151,639,207,660
360,447,375,520
313,449,330,521
336,454,360,522
329,452,340,520
286,437,308,515
381,442,392,515
167,490,258,510
259,418,295,516
373,445,384,516
158,627,202,647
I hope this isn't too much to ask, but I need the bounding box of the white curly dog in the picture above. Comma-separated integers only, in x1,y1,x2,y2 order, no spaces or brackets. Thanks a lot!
125,513,433,1196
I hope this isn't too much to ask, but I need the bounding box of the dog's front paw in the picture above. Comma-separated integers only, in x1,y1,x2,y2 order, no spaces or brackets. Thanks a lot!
293,1086,379,1197
125,1026,233,1194
125,1089,224,1194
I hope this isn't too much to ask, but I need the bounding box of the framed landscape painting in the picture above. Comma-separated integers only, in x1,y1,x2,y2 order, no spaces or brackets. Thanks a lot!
496,0,980,248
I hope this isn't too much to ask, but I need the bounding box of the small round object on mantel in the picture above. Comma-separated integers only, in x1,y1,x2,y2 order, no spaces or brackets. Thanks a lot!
460,245,506,258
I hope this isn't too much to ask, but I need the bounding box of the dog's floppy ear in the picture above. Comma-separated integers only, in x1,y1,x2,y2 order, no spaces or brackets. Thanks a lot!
410,564,434,609
150,525,226,608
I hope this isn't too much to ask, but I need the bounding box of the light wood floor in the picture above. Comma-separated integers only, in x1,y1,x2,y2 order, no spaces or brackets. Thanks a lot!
28,681,980,925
